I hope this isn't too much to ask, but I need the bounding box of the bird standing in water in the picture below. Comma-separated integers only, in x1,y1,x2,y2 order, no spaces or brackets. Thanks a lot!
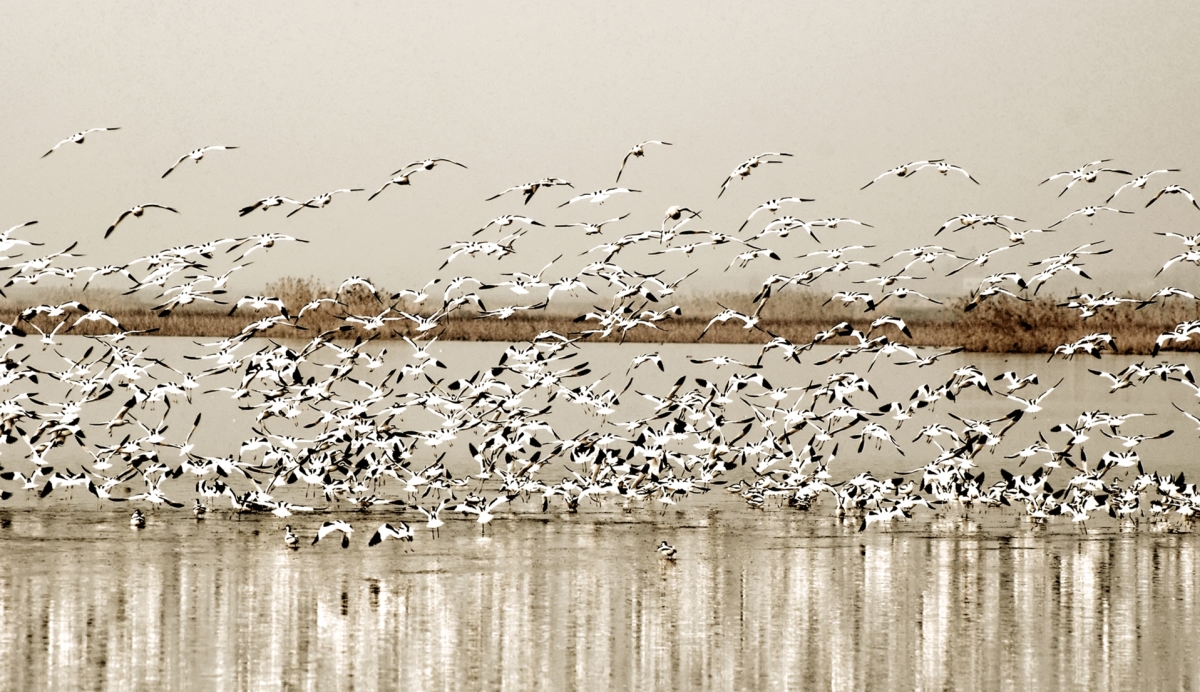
283,525,300,550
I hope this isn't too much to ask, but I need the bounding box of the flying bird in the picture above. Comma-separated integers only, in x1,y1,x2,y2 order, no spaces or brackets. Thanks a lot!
42,127,120,158
393,158,467,175
738,197,815,232
162,146,239,178
1145,185,1200,210
1107,169,1179,203
287,189,365,216
860,160,942,190
616,140,671,182
719,152,793,198
1049,206,1133,228
104,204,179,239
311,520,354,549
557,188,641,207
554,214,630,235
485,177,573,205
238,196,301,216
913,161,981,184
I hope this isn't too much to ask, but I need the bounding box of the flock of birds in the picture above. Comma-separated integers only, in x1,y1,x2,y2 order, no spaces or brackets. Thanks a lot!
7,129,1200,558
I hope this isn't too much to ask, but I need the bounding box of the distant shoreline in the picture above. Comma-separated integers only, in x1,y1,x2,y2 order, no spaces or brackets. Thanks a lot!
5,292,1199,355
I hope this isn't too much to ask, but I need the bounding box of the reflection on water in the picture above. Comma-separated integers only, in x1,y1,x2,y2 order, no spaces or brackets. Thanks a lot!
2,507,1199,691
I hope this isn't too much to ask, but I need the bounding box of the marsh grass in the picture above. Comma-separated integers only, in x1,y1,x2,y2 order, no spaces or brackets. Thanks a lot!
3,277,1200,355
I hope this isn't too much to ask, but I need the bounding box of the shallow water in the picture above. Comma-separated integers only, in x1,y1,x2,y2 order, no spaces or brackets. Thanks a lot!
5,338,1200,690
2,505,1199,691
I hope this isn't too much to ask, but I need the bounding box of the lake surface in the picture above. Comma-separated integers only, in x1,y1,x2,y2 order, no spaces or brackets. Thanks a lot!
3,505,1200,691
4,339,1200,690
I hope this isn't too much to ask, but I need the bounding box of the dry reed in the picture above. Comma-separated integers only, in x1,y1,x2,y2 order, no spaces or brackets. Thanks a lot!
3,277,1200,355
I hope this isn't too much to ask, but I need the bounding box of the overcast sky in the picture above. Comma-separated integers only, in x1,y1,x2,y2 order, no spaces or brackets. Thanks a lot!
3,1,1200,301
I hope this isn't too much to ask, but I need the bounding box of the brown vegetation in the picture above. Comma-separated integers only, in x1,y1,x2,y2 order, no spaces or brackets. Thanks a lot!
3,277,1200,355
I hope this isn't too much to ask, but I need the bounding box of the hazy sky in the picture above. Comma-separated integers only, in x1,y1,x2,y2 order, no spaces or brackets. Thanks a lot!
4,1,1200,301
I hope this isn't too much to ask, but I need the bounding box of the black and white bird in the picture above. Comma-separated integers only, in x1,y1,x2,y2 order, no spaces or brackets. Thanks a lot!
311,520,354,548
238,196,301,216
394,158,467,175
1107,169,1179,203
557,188,641,207
104,204,179,239
554,214,630,235
738,197,815,232
1039,159,1129,197
1049,206,1133,228
162,146,239,178
656,540,677,561
1145,185,1200,210
287,189,365,216
368,522,414,547
860,160,942,190
486,177,573,205
417,499,448,538
616,140,672,182
719,152,793,198
913,160,980,184
42,127,120,158
368,172,415,201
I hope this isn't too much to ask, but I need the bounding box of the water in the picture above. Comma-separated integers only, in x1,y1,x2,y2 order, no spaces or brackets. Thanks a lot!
2,506,1200,691
4,338,1200,690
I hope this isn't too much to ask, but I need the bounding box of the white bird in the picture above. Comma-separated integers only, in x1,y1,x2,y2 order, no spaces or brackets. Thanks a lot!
1146,185,1200,210
719,152,793,198
810,217,874,230
616,140,672,182
1005,378,1064,413
738,197,815,232
1107,169,1179,203
368,522,414,547
1157,250,1200,277
394,158,467,175
417,499,449,538
1048,206,1133,228
368,172,416,201
287,189,365,216
459,495,510,534
311,520,354,548
283,525,300,550
42,127,120,158
913,160,981,184
485,177,573,205
474,215,545,235
995,371,1038,392
0,220,42,252
656,540,677,561
1039,159,1129,197
894,347,963,368
627,352,665,373
66,310,123,332
162,146,239,178
239,196,301,216
104,204,179,239
860,160,942,189
557,188,640,207
1173,402,1200,431
554,214,630,235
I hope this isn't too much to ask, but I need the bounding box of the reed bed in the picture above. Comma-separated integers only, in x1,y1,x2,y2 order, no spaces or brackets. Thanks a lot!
3,277,1200,355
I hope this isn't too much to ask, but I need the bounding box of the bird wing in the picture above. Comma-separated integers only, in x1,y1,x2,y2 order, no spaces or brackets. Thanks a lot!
161,153,189,178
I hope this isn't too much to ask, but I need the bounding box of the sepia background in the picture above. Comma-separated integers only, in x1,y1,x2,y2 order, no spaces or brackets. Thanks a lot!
2,1,1200,300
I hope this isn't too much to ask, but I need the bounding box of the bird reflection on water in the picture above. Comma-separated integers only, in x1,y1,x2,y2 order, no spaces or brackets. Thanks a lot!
0,508,1198,691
